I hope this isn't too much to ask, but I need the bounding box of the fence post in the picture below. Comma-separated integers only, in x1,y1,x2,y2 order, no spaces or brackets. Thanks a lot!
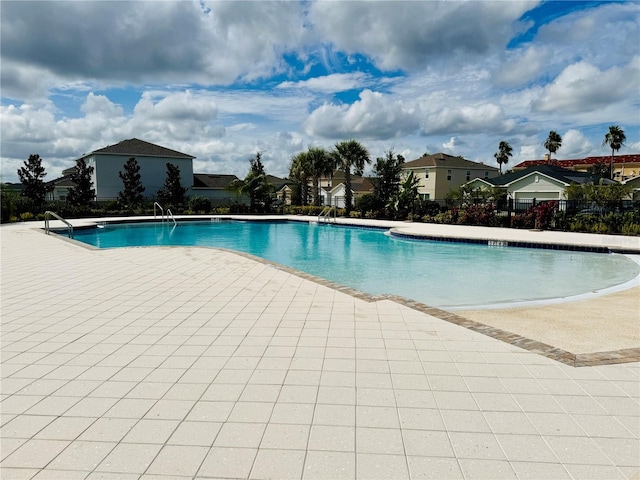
507,198,513,226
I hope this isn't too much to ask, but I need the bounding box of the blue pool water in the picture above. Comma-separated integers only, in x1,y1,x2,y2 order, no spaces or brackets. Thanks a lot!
72,220,639,308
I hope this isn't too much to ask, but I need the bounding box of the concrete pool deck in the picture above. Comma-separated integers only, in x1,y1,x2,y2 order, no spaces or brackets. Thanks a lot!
1,218,639,479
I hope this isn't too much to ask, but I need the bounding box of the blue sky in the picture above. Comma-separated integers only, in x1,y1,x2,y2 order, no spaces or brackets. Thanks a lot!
1,0,638,183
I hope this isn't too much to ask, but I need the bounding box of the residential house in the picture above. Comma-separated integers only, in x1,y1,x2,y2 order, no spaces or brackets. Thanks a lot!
70,138,195,200
513,154,640,181
465,164,615,202
324,176,375,208
46,170,74,201
622,176,640,200
401,153,499,200
192,174,241,204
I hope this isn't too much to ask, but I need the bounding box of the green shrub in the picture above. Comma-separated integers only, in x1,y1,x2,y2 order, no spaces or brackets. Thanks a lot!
20,212,34,221
621,223,640,236
422,201,442,217
189,196,212,213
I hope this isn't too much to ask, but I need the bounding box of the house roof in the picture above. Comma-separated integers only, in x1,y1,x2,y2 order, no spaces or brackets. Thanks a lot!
350,176,374,193
266,175,292,190
192,174,239,189
403,152,498,170
514,154,640,169
329,176,374,194
484,165,616,187
86,138,195,159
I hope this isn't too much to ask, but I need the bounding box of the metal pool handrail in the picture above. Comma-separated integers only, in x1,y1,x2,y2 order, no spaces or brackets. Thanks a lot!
44,211,73,238
318,206,336,223
153,202,165,222
166,209,177,226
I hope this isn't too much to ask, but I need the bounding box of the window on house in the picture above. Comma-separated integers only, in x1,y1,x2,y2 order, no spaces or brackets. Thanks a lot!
425,170,429,179
447,170,452,181
420,193,430,200
484,171,489,179
466,170,471,181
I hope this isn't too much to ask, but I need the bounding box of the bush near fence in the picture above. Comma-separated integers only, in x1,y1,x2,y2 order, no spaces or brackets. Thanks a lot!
3,189,639,236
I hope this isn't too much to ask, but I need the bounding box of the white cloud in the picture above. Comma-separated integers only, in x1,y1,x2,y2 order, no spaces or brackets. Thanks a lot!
133,91,217,122
304,89,420,140
559,129,594,159
308,1,536,71
424,103,515,135
533,58,640,114
493,46,552,87
277,73,368,93
81,93,124,117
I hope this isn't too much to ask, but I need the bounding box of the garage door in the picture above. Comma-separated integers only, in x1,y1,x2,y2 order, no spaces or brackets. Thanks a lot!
513,191,560,201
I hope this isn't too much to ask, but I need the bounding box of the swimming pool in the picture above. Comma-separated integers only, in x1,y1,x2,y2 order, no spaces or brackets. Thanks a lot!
72,220,640,309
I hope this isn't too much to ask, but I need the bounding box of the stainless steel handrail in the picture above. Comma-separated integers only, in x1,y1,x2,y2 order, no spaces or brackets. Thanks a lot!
44,211,73,238
166,209,177,226
318,206,335,223
154,202,164,222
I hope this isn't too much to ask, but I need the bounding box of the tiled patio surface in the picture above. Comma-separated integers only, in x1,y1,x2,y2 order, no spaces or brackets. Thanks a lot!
1,221,639,479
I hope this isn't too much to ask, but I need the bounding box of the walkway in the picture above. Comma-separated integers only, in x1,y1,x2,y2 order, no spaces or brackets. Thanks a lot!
1,220,638,479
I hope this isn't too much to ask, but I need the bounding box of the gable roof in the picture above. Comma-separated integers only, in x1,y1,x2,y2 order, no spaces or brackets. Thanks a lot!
403,152,498,170
484,165,615,187
329,176,374,194
87,138,195,159
193,174,239,189
514,154,640,169
266,175,292,190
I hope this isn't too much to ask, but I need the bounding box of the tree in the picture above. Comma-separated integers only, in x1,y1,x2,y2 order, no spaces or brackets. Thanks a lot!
388,171,420,220
544,131,562,161
67,158,95,207
603,125,626,179
118,157,146,208
372,149,404,208
587,161,611,180
289,151,311,206
157,162,188,207
307,147,334,206
493,141,513,174
229,153,273,213
17,154,52,209
330,139,370,214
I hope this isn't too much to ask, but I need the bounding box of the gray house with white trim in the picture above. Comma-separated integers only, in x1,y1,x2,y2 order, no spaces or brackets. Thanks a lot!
73,138,195,200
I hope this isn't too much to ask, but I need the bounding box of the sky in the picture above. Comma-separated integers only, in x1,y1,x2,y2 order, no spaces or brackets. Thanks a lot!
1,0,639,183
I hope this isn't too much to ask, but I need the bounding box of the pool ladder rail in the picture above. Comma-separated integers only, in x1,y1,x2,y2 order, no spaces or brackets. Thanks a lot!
318,206,336,224
44,211,73,238
153,202,177,226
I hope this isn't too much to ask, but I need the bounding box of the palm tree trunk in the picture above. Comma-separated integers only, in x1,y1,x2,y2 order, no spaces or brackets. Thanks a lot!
312,177,319,206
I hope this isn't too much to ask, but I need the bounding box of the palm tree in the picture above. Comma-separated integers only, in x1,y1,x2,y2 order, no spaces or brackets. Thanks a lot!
603,125,626,179
330,139,370,214
289,151,311,206
544,131,562,162
493,141,513,174
306,146,335,206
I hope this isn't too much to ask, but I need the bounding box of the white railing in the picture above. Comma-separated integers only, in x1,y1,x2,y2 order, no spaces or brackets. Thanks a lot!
44,211,73,238
318,206,336,223
166,209,177,226
154,202,164,222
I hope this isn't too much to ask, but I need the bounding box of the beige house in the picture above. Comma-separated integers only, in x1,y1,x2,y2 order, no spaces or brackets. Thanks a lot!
401,153,499,200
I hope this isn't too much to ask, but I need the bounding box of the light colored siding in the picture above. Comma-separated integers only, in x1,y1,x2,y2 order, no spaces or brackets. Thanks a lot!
93,154,193,199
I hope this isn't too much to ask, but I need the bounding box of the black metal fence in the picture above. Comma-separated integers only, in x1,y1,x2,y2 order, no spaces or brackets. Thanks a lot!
424,198,639,215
